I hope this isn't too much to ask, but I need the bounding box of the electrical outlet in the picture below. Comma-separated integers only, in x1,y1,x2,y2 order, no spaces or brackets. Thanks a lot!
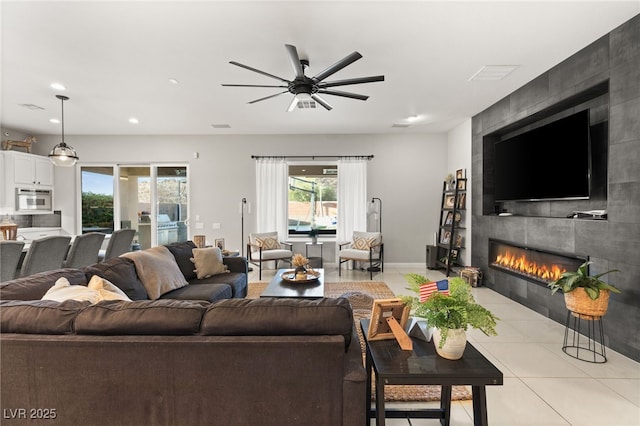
212,223,221,230
195,215,200,221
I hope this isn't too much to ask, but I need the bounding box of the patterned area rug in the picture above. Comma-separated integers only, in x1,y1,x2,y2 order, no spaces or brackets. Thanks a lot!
247,281,472,402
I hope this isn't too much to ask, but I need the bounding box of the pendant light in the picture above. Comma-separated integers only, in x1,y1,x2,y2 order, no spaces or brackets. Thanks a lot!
48,94,79,167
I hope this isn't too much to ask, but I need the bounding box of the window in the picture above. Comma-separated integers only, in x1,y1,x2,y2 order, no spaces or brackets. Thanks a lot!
288,164,337,235
81,166,114,234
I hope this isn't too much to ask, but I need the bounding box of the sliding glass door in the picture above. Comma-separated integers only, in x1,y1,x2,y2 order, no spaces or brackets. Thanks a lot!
79,164,189,249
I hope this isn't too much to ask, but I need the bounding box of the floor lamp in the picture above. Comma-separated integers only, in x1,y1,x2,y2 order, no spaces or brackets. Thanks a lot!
240,198,253,271
369,197,382,272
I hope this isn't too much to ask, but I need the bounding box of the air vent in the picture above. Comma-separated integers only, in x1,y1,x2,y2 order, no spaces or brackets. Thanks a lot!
211,124,231,129
19,103,45,110
297,100,316,109
392,123,411,128
469,65,519,81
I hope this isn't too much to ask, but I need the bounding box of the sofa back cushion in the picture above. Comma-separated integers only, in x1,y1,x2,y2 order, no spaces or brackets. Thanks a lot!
0,300,90,334
0,268,88,301
74,300,208,335
201,297,354,349
83,257,149,300
165,240,197,281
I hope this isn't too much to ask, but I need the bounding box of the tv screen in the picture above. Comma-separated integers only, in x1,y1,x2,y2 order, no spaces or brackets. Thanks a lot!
494,109,591,202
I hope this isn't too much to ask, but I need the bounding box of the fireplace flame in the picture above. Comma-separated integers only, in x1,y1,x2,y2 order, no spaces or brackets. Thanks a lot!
494,250,566,282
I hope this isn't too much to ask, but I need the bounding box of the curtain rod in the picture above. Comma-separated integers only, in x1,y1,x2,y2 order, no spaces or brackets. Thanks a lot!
251,155,374,160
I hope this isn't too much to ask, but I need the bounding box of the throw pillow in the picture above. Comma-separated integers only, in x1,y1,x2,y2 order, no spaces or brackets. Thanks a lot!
190,247,229,279
41,277,101,304
87,275,132,302
256,237,280,250
352,237,374,250
122,246,189,300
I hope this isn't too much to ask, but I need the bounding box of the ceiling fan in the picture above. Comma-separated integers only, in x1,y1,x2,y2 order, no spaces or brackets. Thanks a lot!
221,44,384,111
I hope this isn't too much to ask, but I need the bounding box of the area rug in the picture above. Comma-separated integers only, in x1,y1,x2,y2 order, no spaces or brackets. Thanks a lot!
247,281,472,402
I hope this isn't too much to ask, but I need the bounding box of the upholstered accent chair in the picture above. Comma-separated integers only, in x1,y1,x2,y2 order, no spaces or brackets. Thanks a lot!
0,240,25,282
20,236,72,277
338,231,384,280
63,232,106,268
98,229,136,261
247,232,293,280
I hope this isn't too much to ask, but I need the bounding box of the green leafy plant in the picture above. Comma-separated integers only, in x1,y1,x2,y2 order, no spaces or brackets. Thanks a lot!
547,261,620,300
308,228,319,237
402,274,499,347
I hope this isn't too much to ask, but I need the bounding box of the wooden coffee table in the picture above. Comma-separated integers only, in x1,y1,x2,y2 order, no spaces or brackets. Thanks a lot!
260,268,325,298
360,319,503,426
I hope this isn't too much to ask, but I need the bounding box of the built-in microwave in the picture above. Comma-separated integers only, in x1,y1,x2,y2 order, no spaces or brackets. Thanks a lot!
15,188,52,212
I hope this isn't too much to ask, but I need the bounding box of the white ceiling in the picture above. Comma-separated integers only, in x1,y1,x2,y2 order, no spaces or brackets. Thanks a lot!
1,1,638,136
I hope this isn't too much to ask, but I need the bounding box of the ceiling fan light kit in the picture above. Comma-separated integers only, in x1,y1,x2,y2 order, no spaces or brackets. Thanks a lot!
48,95,79,167
222,44,384,111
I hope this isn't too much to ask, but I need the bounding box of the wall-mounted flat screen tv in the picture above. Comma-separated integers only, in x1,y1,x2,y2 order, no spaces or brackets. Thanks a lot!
494,109,591,202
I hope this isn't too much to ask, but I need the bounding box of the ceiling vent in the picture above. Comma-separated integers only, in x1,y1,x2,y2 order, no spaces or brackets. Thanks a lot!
392,123,411,128
211,124,231,129
469,65,519,81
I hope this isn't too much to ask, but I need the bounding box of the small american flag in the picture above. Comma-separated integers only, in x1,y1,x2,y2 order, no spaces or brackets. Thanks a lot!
419,280,449,302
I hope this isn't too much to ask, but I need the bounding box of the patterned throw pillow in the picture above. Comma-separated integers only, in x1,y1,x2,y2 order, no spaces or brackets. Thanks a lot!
256,237,281,250
352,237,374,251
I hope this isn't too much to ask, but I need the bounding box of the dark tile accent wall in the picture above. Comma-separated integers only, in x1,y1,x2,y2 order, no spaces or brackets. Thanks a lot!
472,15,640,361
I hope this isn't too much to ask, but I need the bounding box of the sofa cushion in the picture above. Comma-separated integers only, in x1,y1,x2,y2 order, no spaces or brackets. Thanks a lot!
122,246,188,300
74,300,208,335
191,247,229,279
0,268,88,301
83,257,149,300
165,240,197,281
192,272,247,298
160,283,232,302
42,277,102,303
0,299,90,334
201,297,354,349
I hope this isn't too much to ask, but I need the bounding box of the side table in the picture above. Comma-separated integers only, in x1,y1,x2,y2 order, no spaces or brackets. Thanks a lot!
360,319,502,426
305,242,323,268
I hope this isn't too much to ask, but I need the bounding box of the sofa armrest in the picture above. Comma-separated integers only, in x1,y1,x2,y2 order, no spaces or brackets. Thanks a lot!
222,256,248,274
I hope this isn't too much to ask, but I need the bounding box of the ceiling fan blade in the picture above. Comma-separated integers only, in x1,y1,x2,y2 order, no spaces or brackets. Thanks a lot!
310,94,333,111
317,89,369,101
222,84,288,88
312,51,362,83
287,96,298,112
285,44,305,78
229,61,290,83
248,91,289,104
318,75,385,88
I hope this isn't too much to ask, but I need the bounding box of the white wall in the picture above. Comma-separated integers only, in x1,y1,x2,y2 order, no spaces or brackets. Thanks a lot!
446,119,472,265
30,133,448,264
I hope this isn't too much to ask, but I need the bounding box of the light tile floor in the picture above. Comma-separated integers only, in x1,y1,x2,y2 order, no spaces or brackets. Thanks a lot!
250,264,640,426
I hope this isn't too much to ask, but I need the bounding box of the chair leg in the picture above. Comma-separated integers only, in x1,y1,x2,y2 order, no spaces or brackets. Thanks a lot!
339,259,342,276
259,261,262,280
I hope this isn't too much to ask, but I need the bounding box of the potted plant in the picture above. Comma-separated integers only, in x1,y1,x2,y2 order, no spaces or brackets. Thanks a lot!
308,228,319,244
402,274,499,360
547,261,620,318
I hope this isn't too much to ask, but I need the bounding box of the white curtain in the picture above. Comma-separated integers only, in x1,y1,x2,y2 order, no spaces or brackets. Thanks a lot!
255,158,288,238
337,158,368,261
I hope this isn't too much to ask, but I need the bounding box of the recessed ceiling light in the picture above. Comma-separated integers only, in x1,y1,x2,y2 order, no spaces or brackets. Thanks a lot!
469,65,520,81
128,117,140,124
169,78,180,85
49,118,60,124
50,82,66,91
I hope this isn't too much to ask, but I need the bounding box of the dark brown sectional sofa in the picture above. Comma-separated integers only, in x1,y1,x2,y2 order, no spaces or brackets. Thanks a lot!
0,241,366,425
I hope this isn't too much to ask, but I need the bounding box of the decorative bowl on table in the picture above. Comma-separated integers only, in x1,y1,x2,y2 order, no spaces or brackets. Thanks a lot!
281,269,320,283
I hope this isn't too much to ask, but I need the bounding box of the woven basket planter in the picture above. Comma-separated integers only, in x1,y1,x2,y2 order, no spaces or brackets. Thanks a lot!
564,288,610,319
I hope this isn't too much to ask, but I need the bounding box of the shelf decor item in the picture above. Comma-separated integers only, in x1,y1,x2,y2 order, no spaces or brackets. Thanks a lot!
402,275,499,360
547,261,620,318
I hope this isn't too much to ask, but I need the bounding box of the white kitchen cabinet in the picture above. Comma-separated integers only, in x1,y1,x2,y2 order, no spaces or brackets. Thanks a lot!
11,152,54,186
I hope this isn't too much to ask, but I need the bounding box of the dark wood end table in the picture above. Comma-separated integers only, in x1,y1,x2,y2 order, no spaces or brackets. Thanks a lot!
360,319,503,426
260,268,325,298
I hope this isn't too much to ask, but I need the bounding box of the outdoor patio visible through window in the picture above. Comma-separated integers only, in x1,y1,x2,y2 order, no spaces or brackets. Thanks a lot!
288,164,337,235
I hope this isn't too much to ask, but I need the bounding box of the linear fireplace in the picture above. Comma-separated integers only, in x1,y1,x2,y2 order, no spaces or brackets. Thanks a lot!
488,239,586,285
